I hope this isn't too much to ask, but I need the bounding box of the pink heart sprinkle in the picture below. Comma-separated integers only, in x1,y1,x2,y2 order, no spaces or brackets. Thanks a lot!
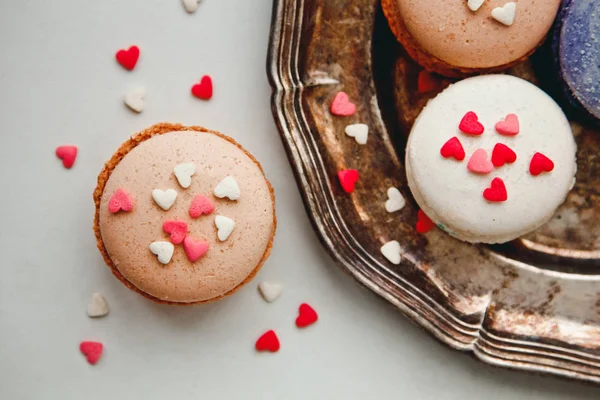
330,92,356,116
467,148,494,174
80,341,103,365
495,114,520,136
183,236,209,262
108,189,134,213
55,145,78,169
163,220,188,244
189,195,215,218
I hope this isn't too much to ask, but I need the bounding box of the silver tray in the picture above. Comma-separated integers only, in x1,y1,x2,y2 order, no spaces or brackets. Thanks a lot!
267,0,600,383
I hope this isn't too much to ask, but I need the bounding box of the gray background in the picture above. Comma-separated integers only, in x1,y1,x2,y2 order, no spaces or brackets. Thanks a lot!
0,0,597,398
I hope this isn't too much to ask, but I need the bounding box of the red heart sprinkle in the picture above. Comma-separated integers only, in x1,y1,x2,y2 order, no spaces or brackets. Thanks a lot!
440,136,465,161
416,210,435,234
183,236,209,262
255,330,280,352
417,70,441,94
495,114,520,136
115,45,140,71
80,341,103,365
491,143,517,167
529,152,554,176
459,111,484,135
189,195,214,218
108,189,134,213
163,220,188,244
330,92,356,116
296,303,318,328
337,169,359,193
191,75,213,100
467,148,494,174
55,145,78,169
483,177,508,202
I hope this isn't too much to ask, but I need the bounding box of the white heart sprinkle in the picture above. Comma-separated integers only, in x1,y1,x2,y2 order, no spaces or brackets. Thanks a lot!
385,187,406,213
258,281,284,303
381,241,402,265
215,215,235,241
344,123,369,145
87,293,109,318
467,0,484,12
491,2,516,26
182,0,201,13
124,87,146,113
174,162,196,189
151,188,178,210
150,241,175,264
213,176,240,200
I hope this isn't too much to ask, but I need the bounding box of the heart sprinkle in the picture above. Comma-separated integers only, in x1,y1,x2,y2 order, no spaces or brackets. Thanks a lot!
385,187,405,213
215,215,235,241
124,87,146,113
338,169,359,193
255,330,280,352
213,176,241,200
417,70,441,93
115,45,140,71
191,75,213,100
380,240,402,265
416,210,435,234
149,241,175,264
440,136,465,161
80,341,103,365
468,0,485,12
182,0,201,13
258,282,284,303
189,195,214,218
108,189,134,213
56,145,78,169
183,236,209,262
87,293,109,318
152,189,178,211
467,148,494,174
163,220,188,245
295,303,318,328
491,2,517,26
495,113,519,136
173,162,196,189
491,143,517,167
483,177,508,202
330,92,356,116
529,152,554,176
344,123,369,145
458,111,484,135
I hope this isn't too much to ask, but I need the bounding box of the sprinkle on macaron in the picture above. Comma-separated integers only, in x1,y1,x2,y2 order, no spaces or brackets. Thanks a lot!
108,189,134,213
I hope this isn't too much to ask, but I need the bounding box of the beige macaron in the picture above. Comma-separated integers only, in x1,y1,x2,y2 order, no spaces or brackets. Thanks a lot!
382,0,560,77
93,123,276,305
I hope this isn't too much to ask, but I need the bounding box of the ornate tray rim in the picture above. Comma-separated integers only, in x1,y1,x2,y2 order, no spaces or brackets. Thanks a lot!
267,0,600,384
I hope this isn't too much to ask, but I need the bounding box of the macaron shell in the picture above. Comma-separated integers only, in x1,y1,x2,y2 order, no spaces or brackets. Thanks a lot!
553,0,600,124
406,75,577,244
95,125,275,304
390,0,559,70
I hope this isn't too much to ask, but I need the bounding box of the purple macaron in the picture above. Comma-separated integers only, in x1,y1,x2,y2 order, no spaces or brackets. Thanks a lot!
552,0,600,126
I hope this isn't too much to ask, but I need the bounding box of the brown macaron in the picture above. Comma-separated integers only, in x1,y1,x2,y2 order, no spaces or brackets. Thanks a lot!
93,123,276,305
381,0,560,77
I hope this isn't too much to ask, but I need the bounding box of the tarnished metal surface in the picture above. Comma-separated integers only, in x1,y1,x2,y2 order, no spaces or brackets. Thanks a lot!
267,0,600,383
